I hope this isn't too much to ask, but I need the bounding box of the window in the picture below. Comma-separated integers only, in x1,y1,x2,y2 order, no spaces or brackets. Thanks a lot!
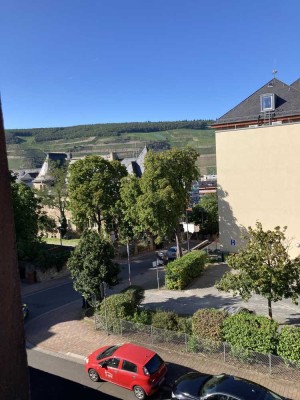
106,358,120,368
121,360,137,373
260,93,275,111
96,345,120,360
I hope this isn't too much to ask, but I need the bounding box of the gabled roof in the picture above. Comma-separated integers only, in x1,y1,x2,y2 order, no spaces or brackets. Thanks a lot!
213,78,300,126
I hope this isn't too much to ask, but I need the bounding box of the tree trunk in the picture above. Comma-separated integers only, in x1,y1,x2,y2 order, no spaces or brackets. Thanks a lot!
175,227,183,257
0,101,30,399
267,298,273,319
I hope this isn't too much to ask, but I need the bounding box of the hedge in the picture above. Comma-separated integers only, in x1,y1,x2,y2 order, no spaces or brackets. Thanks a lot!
222,313,278,355
192,308,226,342
165,250,207,290
277,326,300,366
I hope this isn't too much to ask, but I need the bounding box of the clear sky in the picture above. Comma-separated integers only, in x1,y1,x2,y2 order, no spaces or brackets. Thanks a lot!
1,0,300,129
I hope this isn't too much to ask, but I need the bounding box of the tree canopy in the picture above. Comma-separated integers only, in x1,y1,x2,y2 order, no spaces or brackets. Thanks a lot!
191,193,219,235
216,221,300,319
68,156,127,233
67,230,120,305
11,181,41,259
137,148,199,251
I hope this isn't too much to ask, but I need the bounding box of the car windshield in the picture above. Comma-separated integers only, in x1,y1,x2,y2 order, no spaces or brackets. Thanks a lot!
96,345,120,360
144,354,163,375
200,375,227,396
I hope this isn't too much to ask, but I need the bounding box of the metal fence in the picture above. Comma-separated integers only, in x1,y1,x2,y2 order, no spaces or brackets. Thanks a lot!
94,315,300,382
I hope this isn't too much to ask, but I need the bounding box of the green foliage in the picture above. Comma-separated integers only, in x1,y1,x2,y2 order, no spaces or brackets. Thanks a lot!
277,326,300,366
138,148,199,244
97,292,136,320
216,222,300,319
165,251,207,290
191,193,219,235
68,156,127,233
151,310,181,331
35,244,72,272
132,309,153,325
67,230,120,304
222,313,278,355
11,181,41,259
120,285,145,306
117,175,143,242
192,308,226,342
6,120,210,143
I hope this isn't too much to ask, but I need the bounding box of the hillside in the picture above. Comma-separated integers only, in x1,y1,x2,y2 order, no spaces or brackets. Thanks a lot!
5,119,216,174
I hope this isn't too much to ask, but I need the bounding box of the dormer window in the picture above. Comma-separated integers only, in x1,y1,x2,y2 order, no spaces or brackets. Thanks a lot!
260,93,275,112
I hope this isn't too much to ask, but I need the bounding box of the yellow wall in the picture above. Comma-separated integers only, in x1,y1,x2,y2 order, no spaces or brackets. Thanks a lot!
216,122,300,258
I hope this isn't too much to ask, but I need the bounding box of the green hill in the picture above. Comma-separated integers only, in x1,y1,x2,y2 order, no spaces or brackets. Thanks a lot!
5,119,216,174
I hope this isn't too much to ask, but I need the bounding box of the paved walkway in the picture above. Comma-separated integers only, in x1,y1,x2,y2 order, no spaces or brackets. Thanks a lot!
23,262,300,400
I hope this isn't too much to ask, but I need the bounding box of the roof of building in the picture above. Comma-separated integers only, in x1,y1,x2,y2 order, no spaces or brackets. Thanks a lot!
213,77,300,126
33,152,69,183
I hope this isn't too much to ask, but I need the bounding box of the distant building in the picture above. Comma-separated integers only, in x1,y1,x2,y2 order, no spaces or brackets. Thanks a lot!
213,76,300,258
14,169,40,187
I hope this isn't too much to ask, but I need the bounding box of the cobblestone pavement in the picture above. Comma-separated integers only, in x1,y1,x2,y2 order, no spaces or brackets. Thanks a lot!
23,261,300,400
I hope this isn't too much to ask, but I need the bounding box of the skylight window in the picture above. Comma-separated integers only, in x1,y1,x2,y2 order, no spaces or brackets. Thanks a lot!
260,93,275,112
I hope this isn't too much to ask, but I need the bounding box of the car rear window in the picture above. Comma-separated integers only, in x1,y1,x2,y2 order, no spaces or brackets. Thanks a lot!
96,345,120,360
144,354,164,375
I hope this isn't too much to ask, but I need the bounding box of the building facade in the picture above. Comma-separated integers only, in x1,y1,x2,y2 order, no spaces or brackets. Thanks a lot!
213,77,300,258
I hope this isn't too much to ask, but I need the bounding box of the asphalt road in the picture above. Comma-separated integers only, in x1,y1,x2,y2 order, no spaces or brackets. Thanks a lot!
27,346,189,400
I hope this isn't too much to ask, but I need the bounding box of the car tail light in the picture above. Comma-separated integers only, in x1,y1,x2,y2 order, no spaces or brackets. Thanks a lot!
85,357,89,364
143,366,150,376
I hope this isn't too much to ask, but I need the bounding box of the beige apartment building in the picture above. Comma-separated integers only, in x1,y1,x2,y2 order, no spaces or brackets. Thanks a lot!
213,76,300,258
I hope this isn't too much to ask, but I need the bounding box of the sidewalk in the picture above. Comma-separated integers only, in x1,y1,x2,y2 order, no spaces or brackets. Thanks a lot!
24,273,300,400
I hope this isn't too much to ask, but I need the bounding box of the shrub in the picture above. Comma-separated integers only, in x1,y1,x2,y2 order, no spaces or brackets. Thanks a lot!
132,309,153,325
192,308,226,342
121,285,145,307
277,326,300,366
97,292,136,320
151,310,180,331
222,313,278,355
165,250,207,290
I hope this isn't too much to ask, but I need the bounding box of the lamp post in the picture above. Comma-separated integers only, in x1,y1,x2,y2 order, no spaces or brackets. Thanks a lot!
100,282,108,334
126,238,131,286
186,206,190,252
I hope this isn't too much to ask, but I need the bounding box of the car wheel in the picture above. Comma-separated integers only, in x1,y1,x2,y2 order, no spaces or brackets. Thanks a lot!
133,385,146,400
88,368,100,382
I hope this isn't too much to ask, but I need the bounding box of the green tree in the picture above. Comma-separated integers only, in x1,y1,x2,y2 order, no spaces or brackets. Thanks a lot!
68,156,127,233
11,181,41,259
191,193,219,236
216,222,300,319
137,148,199,253
67,230,120,305
116,175,144,252
39,159,69,239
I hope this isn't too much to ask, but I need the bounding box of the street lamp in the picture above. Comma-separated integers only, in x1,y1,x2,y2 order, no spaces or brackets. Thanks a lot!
126,239,132,286
186,206,190,252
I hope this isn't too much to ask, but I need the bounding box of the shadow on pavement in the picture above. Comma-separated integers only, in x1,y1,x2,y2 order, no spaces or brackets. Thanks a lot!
29,367,120,400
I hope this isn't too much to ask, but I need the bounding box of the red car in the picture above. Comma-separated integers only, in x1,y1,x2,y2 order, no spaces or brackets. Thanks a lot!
85,343,167,399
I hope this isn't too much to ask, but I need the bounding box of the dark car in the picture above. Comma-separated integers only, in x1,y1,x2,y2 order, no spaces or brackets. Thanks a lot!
171,372,287,400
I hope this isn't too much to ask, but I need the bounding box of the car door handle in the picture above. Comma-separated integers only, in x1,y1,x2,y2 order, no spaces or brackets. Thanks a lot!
131,375,137,378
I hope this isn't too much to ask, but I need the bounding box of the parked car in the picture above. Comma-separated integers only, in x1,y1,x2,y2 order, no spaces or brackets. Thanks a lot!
222,305,255,315
156,246,183,264
85,343,167,399
171,372,288,399
22,303,29,319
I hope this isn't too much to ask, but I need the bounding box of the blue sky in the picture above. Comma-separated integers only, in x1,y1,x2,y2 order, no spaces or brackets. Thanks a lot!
1,0,300,129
